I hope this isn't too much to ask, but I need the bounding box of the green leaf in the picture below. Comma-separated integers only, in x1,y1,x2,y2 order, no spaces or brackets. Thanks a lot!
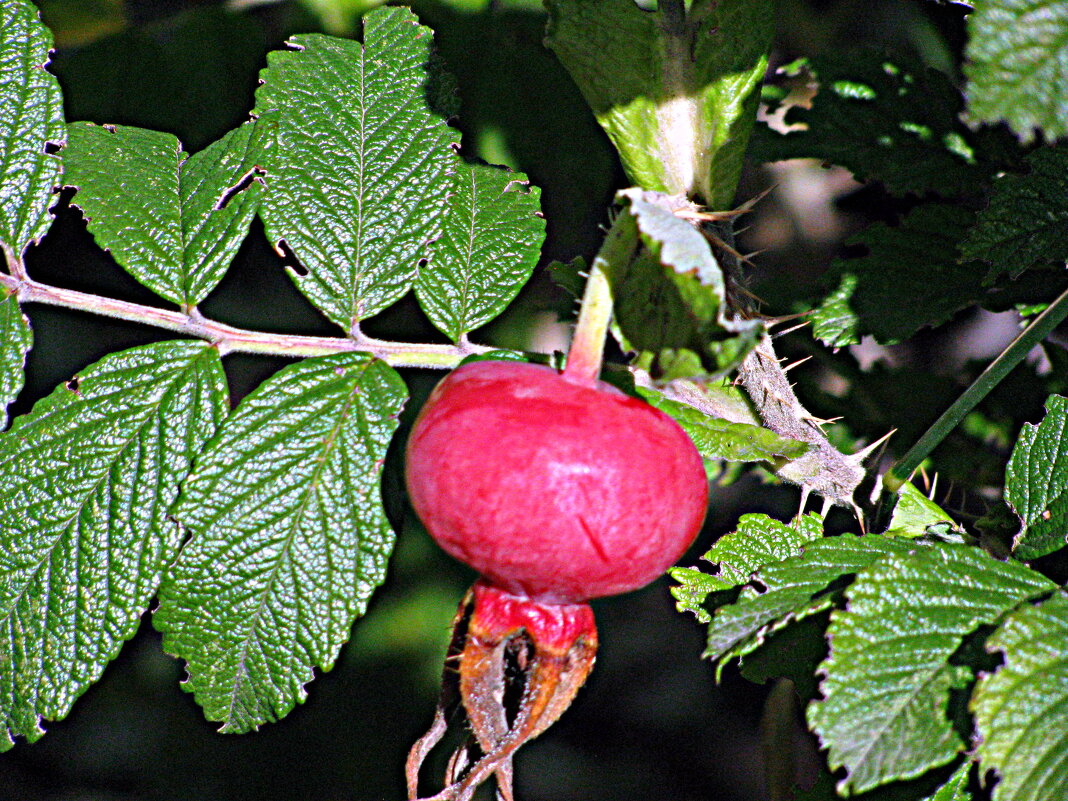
964,0,1068,143
886,481,960,539
672,512,822,622
614,189,762,376
254,8,459,331
416,163,545,341
639,389,809,464
960,146,1068,283
545,0,773,207
752,54,990,197
925,762,974,801
1005,394,1068,560
62,119,270,307
972,591,1068,801
0,0,64,258
812,203,985,347
808,543,1055,794
0,341,228,750
155,353,407,732
0,290,32,427
704,534,915,672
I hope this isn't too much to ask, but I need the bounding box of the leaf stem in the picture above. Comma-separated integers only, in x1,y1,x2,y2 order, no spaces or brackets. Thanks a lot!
0,271,494,369
562,211,638,384
885,285,1068,490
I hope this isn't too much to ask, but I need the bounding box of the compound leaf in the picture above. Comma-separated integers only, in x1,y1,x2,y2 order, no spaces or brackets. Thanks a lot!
0,0,64,259
0,341,228,750
545,0,772,208
255,7,458,331
1005,394,1068,560
812,203,984,347
972,591,1068,801
961,146,1068,283
808,543,1055,794
672,512,822,622
0,290,32,427
417,163,545,341
62,119,270,307
964,0,1068,143
753,54,991,197
704,534,914,672
155,353,407,732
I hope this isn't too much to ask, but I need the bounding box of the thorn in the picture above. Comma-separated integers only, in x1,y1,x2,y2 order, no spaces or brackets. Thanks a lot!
928,473,939,501
820,496,833,519
798,487,812,519
850,501,867,533
918,463,930,492
782,355,813,373
850,429,896,464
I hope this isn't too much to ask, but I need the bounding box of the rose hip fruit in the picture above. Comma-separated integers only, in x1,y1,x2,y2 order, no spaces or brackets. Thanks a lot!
404,360,708,801
405,360,709,603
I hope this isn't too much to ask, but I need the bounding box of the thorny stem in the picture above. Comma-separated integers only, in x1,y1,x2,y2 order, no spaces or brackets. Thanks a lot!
885,284,1068,490
562,211,638,384
0,269,494,369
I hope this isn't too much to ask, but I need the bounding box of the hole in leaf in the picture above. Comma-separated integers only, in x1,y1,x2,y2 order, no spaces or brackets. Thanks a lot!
44,141,61,155
417,258,429,268
66,376,80,392
276,239,309,276
214,166,268,210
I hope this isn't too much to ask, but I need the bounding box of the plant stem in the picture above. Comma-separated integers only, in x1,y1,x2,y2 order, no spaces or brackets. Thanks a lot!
562,212,638,384
0,271,493,369
885,285,1068,490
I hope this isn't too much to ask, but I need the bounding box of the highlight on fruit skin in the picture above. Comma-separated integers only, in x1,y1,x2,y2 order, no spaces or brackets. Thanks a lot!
404,360,709,801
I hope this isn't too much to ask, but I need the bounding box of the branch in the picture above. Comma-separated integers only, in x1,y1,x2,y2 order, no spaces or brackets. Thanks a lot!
0,271,495,369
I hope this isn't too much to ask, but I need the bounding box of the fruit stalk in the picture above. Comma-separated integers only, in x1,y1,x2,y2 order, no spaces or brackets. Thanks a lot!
562,211,638,384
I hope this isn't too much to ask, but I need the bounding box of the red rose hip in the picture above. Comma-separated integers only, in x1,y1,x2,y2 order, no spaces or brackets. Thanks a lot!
405,360,708,603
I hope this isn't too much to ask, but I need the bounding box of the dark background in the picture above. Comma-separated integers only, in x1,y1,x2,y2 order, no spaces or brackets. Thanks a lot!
2,2,989,799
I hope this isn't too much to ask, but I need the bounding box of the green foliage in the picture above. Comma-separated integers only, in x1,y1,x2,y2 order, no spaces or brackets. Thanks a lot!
961,146,1068,283
808,543,1054,794
885,481,960,539
672,512,823,622
972,592,1068,801
613,188,761,374
0,0,64,258
811,203,985,347
0,341,227,749
752,53,991,197
417,163,545,341
0,290,31,427
155,353,405,732
639,389,809,468
62,119,271,306
545,0,773,207
253,8,459,331
964,0,1068,142
1004,394,1068,560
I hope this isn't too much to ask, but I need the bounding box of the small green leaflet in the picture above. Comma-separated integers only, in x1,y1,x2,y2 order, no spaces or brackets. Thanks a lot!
926,762,974,801
671,512,822,622
639,390,809,465
812,203,984,347
0,0,64,260
0,290,32,427
964,0,1068,143
62,119,271,307
703,534,915,675
960,146,1068,283
417,163,545,342
808,543,1055,795
1005,394,1068,560
0,341,228,750
545,0,772,208
254,7,459,331
972,591,1068,801
614,189,761,376
886,481,960,539
155,353,407,732
751,54,988,197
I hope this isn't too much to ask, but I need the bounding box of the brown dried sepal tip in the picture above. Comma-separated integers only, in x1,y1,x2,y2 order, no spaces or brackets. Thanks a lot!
406,581,598,801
